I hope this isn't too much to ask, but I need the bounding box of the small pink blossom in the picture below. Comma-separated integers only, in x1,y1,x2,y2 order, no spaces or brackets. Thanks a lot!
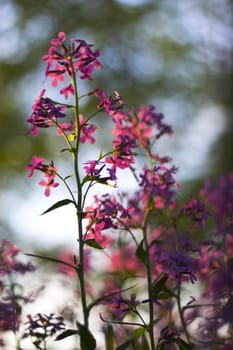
39,176,59,197
26,156,45,178
60,84,75,98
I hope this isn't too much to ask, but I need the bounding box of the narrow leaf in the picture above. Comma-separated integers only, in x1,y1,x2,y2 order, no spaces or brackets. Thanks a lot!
152,275,169,295
85,239,104,249
177,338,193,350
41,199,74,215
55,329,79,341
136,240,147,265
156,291,174,300
133,327,146,340
98,148,103,160
115,339,133,350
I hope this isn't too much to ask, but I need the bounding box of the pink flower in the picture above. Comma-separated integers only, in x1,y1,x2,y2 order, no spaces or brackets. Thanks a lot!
43,33,102,84
26,156,45,178
80,124,96,144
60,84,74,99
56,121,76,136
48,64,66,87
26,157,59,196
27,89,66,137
39,176,59,197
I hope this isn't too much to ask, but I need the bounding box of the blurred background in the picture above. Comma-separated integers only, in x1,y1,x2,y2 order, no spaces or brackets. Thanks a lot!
0,0,232,249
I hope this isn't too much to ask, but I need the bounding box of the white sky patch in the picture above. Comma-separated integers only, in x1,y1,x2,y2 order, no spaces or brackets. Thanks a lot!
115,0,150,7
175,104,226,180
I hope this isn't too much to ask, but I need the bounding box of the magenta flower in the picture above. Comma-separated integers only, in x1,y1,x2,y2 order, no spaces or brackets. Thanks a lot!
39,175,59,197
26,157,59,196
200,173,233,236
80,124,96,144
83,160,117,184
27,89,66,137
60,83,74,99
92,88,124,115
105,134,136,170
139,165,179,206
24,313,65,341
84,193,135,248
107,293,140,320
26,155,45,178
110,104,173,151
0,300,21,331
181,197,209,228
158,250,198,283
43,32,102,84
0,240,35,276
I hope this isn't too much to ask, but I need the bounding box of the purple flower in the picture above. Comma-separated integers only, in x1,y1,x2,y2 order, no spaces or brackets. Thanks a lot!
107,293,140,320
139,165,179,205
200,173,233,236
43,32,102,82
182,197,209,228
26,157,59,196
105,134,136,170
0,301,21,331
0,240,35,276
24,313,65,343
27,89,66,136
158,250,197,283
83,160,116,184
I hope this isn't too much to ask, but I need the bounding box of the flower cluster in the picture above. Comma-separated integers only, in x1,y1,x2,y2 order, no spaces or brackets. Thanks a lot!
27,89,66,137
84,194,134,247
43,31,102,89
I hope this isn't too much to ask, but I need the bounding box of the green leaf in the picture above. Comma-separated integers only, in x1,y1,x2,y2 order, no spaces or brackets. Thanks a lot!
64,174,74,180
115,339,133,350
98,148,103,160
81,174,92,185
77,322,96,350
85,239,104,249
55,329,79,341
136,240,147,265
40,199,75,215
152,275,169,295
133,327,146,340
156,291,174,300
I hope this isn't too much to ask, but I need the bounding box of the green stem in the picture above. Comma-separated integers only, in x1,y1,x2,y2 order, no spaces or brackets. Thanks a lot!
177,282,191,344
71,61,89,329
142,208,156,350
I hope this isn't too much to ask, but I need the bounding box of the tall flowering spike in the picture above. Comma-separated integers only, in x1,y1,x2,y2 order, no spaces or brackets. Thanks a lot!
43,32,102,85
